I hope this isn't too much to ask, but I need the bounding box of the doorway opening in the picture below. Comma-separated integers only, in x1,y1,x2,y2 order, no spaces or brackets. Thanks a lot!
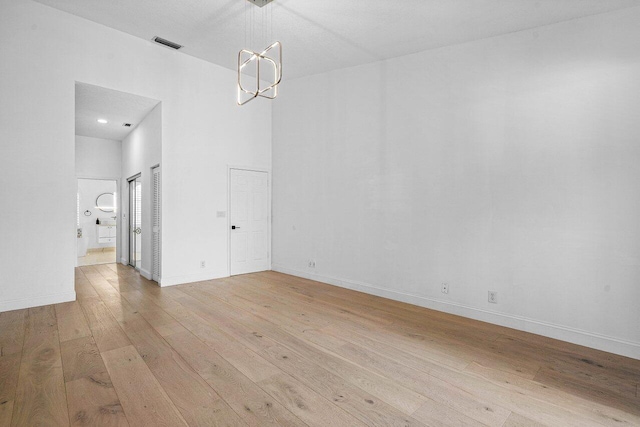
74,81,162,282
77,178,118,266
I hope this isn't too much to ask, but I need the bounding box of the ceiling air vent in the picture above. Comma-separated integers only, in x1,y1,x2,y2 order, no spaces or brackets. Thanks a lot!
246,0,274,7
122,123,132,127
152,36,182,50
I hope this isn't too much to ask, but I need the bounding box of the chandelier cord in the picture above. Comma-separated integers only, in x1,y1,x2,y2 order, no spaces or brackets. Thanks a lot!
237,0,281,106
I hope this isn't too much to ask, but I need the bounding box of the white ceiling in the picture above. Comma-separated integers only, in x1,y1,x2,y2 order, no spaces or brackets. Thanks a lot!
75,83,160,141
40,0,640,79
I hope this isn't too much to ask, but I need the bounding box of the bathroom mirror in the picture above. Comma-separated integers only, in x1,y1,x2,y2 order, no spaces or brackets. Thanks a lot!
96,192,115,212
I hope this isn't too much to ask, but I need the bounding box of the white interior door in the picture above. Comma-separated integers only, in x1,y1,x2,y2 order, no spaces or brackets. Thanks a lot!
152,166,161,282
230,169,270,275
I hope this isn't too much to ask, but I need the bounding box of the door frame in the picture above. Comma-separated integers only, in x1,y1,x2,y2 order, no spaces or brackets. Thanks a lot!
76,176,121,267
127,173,142,270
227,165,272,276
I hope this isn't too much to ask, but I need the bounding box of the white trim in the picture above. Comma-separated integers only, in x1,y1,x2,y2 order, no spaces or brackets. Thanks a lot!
120,258,128,265
139,268,153,281
272,264,640,360
227,164,272,173
227,165,273,276
159,271,228,287
0,292,76,313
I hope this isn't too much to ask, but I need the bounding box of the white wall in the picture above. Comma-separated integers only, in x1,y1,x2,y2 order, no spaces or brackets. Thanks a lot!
272,7,640,358
0,0,271,312
75,135,122,179
121,104,161,279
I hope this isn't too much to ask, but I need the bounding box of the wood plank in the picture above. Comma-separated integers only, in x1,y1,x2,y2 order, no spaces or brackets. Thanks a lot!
123,326,246,426
227,276,472,371
465,361,640,426
66,372,129,426
412,359,610,427
410,399,488,427
261,276,535,379
259,342,425,427
179,284,463,419
75,270,101,301
265,271,640,380
11,306,69,426
257,372,367,427
330,341,510,425
55,302,91,343
114,288,189,338
211,286,441,416
0,312,24,425
98,293,155,335
0,353,21,426
162,309,282,383
0,310,27,357
101,345,188,426
503,412,548,427
0,399,13,426
534,367,640,417
174,278,585,427
60,336,107,383
8,265,638,427
490,334,640,392
79,301,131,353
161,287,425,427
0,353,21,403
164,330,305,426
170,273,640,427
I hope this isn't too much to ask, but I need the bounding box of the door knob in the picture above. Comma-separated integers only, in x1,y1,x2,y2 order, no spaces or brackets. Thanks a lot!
231,225,241,229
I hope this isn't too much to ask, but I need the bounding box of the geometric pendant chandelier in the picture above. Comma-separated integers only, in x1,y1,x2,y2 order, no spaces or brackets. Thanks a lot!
237,41,282,105
237,0,282,106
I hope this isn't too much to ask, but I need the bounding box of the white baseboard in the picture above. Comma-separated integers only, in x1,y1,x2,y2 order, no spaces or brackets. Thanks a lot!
159,271,228,287
120,258,128,265
139,268,152,280
0,291,76,313
272,264,640,360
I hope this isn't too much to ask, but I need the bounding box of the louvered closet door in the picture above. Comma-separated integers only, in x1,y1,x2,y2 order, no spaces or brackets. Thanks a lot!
152,166,161,282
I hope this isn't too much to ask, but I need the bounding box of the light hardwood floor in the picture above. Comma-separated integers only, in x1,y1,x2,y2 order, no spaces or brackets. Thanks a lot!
77,248,117,267
1,265,639,426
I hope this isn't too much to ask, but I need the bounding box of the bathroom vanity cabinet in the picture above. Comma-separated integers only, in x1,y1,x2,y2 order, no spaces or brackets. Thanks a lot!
97,225,117,244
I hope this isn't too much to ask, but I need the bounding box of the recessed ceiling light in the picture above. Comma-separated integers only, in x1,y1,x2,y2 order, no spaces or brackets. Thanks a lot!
97,119,108,124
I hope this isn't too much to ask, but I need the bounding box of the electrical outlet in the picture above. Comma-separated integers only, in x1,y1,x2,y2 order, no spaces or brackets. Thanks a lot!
200,260,206,268
488,291,498,304
441,283,449,294
308,260,316,268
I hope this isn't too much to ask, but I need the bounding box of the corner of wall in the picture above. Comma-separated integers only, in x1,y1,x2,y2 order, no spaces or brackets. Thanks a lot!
272,264,640,360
